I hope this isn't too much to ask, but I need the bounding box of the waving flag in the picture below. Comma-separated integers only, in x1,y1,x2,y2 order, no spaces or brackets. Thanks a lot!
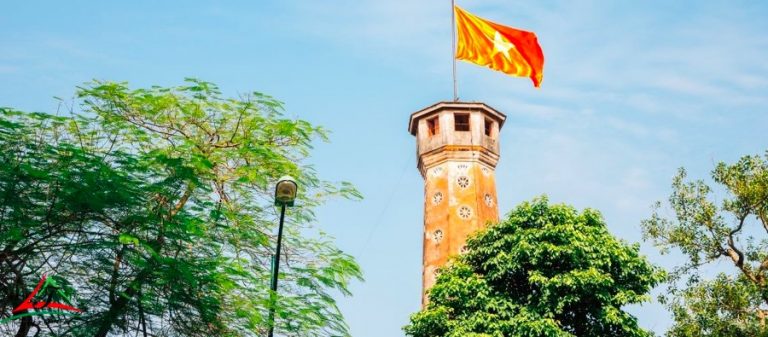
454,5,544,87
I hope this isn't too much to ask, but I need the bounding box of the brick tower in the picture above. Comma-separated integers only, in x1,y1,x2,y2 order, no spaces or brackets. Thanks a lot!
408,101,506,304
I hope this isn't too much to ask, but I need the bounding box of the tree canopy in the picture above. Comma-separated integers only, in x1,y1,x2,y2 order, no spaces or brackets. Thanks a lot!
0,79,362,337
642,152,768,337
404,197,663,337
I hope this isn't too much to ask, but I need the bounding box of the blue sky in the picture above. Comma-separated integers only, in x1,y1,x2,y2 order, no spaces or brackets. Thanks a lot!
2,1,767,336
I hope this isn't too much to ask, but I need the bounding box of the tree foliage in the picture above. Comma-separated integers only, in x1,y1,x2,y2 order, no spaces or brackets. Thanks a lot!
0,79,362,337
642,152,768,337
404,197,663,337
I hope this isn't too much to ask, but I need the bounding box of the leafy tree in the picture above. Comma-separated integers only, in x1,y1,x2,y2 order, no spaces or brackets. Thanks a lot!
642,152,768,337
404,197,663,337
0,79,362,337
0,109,128,337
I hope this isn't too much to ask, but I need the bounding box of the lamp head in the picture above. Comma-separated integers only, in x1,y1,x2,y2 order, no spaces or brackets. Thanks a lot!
274,176,298,206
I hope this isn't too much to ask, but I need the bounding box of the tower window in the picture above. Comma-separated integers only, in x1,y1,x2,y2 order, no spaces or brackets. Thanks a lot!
454,113,470,131
457,206,472,219
432,229,444,243
432,192,443,205
484,193,494,207
457,176,470,189
427,116,439,136
484,119,493,136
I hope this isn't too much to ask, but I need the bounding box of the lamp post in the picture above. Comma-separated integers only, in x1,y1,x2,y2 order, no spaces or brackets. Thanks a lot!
268,176,297,337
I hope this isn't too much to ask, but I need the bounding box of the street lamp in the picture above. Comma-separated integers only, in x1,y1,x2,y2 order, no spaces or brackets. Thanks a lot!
268,176,297,337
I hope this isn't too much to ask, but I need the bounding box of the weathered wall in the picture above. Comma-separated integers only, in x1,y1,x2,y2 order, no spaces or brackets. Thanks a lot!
422,161,499,299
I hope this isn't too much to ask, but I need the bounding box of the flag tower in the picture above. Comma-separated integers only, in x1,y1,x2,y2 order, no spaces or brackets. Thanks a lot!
409,2,541,304
409,101,505,304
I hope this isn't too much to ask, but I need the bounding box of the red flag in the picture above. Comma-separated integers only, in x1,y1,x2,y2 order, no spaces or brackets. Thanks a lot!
455,6,544,87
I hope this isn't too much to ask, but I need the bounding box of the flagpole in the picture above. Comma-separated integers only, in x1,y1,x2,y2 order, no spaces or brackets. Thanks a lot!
451,0,458,101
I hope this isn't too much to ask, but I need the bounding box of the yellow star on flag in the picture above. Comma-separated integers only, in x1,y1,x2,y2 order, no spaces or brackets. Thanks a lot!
492,31,515,60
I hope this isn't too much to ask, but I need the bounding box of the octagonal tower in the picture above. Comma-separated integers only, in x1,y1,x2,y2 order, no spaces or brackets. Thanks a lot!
409,101,506,305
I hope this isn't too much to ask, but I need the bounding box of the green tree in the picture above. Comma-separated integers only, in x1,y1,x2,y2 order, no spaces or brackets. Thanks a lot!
404,197,663,337
642,152,768,337
0,109,132,337
0,79,362,337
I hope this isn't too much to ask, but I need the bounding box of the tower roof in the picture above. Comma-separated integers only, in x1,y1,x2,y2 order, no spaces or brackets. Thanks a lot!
408,101,506,136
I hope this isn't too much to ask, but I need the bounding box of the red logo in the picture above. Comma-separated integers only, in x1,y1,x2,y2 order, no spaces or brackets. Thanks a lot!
1,274,81,324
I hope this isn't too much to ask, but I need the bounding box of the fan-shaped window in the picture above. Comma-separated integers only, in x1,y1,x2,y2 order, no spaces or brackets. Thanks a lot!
432,229,444,243
458,206,472,219
457,176,470,189
432,192,443,205
484,193,494,207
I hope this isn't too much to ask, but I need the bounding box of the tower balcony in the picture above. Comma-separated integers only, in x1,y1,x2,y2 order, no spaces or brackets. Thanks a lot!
408,101,507,176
